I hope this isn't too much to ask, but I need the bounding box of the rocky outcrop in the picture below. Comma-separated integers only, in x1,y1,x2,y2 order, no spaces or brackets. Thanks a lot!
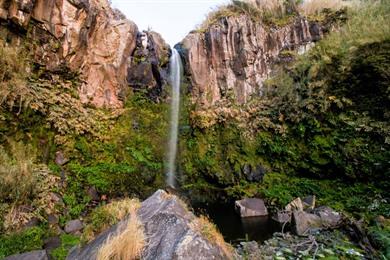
0,0,170,108
0,0,139,108
179,15,327,107
67,190,231,260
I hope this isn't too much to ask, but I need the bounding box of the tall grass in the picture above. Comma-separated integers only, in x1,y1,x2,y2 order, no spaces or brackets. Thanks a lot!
96,203,145,260
299,0,352,16
190,215,234,259
0,44,33,113
0,140,37,204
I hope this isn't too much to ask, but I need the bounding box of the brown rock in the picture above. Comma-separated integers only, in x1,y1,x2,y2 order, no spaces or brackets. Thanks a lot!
0,0,139,108
180,16,326,108
292,210,322,236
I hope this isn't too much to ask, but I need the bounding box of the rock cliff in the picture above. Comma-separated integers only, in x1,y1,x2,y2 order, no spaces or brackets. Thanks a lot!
179,15,330,107
0,0,169,108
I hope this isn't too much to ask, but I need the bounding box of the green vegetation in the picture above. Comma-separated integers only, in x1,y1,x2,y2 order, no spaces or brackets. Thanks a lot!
197,0,347,31
0,226,46,258
50,234,80,260
181,0,390,219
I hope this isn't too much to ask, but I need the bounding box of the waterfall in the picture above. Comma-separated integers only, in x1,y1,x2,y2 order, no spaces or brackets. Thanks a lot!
166,48,182,188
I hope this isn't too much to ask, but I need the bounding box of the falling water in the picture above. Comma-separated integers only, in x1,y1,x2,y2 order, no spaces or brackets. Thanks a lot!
166,48,182,188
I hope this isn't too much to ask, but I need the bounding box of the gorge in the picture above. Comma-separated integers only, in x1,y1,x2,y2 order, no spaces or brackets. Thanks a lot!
0,0,389,259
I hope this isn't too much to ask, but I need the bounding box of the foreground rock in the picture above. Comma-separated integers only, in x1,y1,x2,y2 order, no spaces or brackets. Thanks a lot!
235,198,268,217
67,190,231,260
292,207,343,236
4,250,48,260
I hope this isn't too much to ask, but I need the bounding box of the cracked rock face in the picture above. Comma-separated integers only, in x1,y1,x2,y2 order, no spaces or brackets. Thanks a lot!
179,15,325,107
0,0,138,108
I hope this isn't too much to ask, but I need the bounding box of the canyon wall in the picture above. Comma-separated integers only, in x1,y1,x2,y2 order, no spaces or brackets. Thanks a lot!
0,0,169,108
178,15,327,107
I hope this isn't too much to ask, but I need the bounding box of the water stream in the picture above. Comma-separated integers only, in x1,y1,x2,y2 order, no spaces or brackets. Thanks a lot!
166,48,182,188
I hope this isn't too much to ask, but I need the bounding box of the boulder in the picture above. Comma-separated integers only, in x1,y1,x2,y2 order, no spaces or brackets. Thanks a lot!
4,250,48,260
67,190,231,260
292,206,342,236
64,220,84,234
292,210,322,236
235,198,268,217
285,197,304,212
313,206,342,228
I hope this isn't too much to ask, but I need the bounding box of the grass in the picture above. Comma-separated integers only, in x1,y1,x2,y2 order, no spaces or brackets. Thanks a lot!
50,234,80,260
190,215,234,259
0,139,37,204
197,0,349,31
96,204,145,260
82,198,141,243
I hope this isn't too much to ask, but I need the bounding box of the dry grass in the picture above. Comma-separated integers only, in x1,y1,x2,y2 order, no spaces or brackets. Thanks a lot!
83,198,141,243
96,204,145,260
298,0,350,16
190,215,234,259
0,140,37,204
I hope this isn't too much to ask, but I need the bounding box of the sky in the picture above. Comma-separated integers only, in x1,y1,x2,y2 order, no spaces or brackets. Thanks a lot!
110,0,229,46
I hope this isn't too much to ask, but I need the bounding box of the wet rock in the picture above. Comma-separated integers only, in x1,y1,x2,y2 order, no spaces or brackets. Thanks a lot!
235,198,268,217
4,250,48,260
64,220,84,234
67,190,230,260
292,210,322,236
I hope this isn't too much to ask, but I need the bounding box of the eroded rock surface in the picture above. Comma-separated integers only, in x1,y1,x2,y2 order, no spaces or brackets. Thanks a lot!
67,190,231,260
179,15,328,107
0,0,170,108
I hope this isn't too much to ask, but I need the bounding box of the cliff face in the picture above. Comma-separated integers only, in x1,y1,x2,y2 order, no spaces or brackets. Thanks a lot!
0,0,169,108
179,15,326,107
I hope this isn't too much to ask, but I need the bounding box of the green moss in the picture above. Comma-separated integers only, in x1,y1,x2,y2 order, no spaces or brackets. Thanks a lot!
0,226,46,258
50,234,80,260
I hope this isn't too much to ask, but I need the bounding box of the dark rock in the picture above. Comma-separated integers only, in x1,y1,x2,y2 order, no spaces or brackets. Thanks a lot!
64,220,84,234
242,164,267,182
235,198,268,217
67,190,230,260
48,214,59,225
44,237,61,250
4,250,48,260
87,187,99,201
302,195,316,210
